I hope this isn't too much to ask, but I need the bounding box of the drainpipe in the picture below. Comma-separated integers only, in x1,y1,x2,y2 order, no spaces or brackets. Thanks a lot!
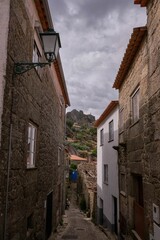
3,69,15,240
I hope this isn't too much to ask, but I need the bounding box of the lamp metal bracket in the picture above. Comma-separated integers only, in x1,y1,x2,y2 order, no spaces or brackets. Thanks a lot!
14,62,51,74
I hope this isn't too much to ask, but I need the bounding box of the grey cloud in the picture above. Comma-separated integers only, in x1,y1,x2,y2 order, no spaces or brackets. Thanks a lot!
48,0,146,119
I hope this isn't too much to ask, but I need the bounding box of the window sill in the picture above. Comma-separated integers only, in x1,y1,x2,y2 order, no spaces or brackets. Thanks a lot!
131,230,142,240
26,166,37,170
103,182,108,185
27,228,34,239
108,139,114,143
120,191,126,197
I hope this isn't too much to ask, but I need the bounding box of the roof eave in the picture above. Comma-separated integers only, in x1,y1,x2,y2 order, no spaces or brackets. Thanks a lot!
35,0,53,31
54,55,70,107
134,0,149,7
112,26,147,90
35,0,70,107
95,101,119,127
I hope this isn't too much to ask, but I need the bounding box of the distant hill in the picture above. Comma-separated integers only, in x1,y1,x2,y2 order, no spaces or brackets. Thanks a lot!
66,110,97,159
66,109,95,126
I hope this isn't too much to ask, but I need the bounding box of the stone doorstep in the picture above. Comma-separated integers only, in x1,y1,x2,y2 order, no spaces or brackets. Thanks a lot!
98,225,118,240
62,214,69,225
49,214,69,240
131,230,142,240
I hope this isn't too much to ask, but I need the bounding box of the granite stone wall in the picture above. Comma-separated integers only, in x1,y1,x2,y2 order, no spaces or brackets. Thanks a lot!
145,0,160,237
119,33,148,234
119,0,160,239
0,1,66,239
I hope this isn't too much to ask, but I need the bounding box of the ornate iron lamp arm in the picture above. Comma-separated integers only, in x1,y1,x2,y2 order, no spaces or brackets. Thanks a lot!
14,62,51,74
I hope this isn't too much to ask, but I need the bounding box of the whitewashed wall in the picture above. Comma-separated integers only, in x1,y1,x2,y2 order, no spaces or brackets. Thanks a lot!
97,105,119,232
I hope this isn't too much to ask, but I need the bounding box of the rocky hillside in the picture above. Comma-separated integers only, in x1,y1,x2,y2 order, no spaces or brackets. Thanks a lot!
66,109,95,126
66,110,97,158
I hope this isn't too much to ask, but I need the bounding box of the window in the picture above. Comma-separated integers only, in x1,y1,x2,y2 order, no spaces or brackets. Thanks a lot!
100,128,104,146
119,108,124,132
32,41,41,68
104,164,108,184
120,173,126,193
131,88,140,124
27,123,37,168
109,120,114,141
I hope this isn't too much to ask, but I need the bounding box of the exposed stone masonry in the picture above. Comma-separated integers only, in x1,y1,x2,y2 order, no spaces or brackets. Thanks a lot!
117,0,160,239
0,1,67,239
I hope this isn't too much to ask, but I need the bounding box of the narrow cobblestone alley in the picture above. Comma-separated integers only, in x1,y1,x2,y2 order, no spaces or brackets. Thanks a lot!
52,183,109,240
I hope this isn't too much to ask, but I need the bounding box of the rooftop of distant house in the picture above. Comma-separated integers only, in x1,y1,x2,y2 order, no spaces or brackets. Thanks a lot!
70,155,87,162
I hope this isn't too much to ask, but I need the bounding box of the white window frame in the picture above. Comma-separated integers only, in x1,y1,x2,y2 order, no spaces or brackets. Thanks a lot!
27,123,37,168
131,87,140,124
100,128,104,146
109,120,114,141
104,164,108,184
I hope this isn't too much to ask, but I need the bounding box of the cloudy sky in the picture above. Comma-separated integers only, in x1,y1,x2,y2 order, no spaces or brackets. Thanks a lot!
48,0,146,119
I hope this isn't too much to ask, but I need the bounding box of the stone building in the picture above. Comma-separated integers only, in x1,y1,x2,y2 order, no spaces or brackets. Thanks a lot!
0,0,70,240
113,0,160,239
77,162,97,222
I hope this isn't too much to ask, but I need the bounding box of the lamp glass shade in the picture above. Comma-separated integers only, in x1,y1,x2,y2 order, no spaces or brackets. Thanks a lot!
40,30,61,62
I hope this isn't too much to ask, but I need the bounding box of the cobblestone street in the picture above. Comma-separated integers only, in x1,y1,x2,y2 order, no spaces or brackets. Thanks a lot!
51,183,109,240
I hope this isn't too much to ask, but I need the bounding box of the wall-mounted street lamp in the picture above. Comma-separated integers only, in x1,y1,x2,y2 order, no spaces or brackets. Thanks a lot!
14,29,61,74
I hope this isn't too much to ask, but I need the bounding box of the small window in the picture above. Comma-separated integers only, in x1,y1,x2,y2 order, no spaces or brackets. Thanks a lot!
27,123,37,168
58,147,61,166
131,88,140,124
104,164,108,184
109,120,114,141
100,128,104,146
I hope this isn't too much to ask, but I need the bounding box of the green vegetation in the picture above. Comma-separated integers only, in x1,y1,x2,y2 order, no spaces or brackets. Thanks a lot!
66,112,97,158
66,119,74,128
91,148,97,157
70,142,90,151
70,163,77,170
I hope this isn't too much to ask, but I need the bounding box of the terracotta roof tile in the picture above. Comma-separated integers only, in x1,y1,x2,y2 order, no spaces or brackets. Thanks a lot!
113,26,147,90
134,0,149,7
35,0,50,31
94,101,118,127
70,155,87,161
